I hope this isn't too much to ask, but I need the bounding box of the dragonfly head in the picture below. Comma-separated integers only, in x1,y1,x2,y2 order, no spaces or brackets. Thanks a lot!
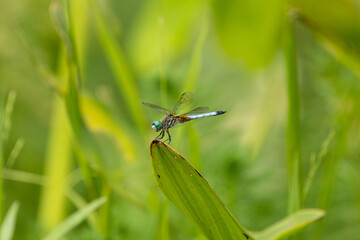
152,120,163,132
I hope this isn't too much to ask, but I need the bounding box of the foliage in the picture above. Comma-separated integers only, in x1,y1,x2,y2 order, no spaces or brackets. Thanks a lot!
1,0,359,239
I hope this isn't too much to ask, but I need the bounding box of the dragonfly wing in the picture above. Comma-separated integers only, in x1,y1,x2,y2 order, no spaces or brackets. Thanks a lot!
142,102,171,115
171,92,194,114
182,107,210,116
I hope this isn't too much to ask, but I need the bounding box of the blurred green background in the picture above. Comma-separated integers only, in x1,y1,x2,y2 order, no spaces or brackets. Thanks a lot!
1,0,360,239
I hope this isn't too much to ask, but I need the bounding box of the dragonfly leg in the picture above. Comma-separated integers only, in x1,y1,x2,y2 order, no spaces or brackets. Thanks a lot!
166,129,171,144
156,130,165,139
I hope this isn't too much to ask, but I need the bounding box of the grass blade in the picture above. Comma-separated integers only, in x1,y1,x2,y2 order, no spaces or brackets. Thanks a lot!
2,90,16,142
43,197,107,240
150,140,253,240
2,169,48,186
303,131,335,202
182,7,208,92
0,95,5,222
91,0,146,134
254,209,325,240
38,96,72,230
283,10,302,214
0,92,17,224
0,202,20,240
6,138,24,168
295,8,360,78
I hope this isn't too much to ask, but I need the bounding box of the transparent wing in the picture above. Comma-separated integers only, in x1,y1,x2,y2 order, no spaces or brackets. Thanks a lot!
181,107,210,116
142,102,171,115
171,92,194,114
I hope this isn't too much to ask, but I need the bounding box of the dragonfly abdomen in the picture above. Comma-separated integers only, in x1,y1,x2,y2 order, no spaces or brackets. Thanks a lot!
187,111,226,120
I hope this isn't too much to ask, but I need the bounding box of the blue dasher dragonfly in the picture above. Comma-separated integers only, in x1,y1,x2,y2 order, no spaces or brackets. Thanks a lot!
142,92,226,143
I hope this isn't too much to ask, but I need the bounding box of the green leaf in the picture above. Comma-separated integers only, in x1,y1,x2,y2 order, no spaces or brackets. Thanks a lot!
43,197,107,240
150,140,253,240
253,209,325,240
0,201,20,240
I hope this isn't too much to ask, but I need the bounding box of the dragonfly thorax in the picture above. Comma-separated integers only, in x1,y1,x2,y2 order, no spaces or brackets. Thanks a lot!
152,120,163,132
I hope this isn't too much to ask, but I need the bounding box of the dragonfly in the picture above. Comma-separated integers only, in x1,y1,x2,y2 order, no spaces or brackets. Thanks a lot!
142,92,226,143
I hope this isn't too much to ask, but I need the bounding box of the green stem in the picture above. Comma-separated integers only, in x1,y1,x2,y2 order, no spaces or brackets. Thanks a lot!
283,12,302,214
91,0,146,135
157,8,167,107
0,96,4,225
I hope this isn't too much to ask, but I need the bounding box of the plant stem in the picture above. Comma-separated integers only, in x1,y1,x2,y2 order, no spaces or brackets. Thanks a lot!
91,0,147,135
0,96,4,225
283,11,302,214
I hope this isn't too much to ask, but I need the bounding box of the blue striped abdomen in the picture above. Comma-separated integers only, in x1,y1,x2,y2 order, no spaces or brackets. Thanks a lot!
187,111,226,120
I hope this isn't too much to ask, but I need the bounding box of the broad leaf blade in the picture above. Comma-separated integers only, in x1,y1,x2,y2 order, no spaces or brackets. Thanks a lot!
150,140,253,240
254,209,325,240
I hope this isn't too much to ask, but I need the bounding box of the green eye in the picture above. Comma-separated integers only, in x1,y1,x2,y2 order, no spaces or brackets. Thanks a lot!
152,121,162,132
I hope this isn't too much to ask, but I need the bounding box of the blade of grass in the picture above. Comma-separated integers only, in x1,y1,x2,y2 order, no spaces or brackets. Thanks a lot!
253,209,325,240
6,138,24,168
43,197,107,240
37,2,74,230
2,90,16,142
0,95,4,224
0,91,17,224
11,25,65,95
0,202,20,240
67,0,89,75
90,0,146,134
62,168,98,230
38,95,72,231
157,13,167,107
50,0,73,60
54,1,113,236
64,187,98,230
2,168,49,186
50,0,102,172
182,7,208,92
294,8,360,78
303,131,335,202
14,25,137,164
283,9,302,214
110,183,147,211
315,111,353,238
150,140,254,240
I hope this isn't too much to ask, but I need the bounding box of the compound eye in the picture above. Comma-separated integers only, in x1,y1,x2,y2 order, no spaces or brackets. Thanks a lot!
151,121,162,132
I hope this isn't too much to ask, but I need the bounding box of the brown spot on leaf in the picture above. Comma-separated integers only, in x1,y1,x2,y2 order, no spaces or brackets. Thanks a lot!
157,174,160,179
243,233,249,239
